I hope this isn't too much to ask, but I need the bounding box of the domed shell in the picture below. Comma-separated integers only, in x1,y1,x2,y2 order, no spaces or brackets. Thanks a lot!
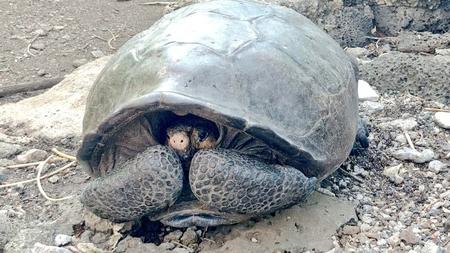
80,0,358,180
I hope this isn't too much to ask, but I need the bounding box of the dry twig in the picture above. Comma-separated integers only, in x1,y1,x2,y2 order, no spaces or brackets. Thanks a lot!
172,241,194,252
424,107,450,113
403,131,415,150
26,34,40,56
51,148,77,161
36,156,73,201
107,29,118,50
0,161,76,189
92,34,108,42
340,166,364,183
0,77,64,97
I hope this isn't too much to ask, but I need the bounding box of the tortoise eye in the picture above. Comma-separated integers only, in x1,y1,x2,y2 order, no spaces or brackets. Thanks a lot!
197,130,209,141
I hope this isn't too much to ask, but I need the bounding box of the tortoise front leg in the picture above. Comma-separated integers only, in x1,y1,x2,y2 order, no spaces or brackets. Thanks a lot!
189,149,316,215
81,145,183,222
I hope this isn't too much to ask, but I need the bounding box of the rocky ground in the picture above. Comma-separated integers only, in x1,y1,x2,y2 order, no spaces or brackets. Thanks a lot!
1,0,450,253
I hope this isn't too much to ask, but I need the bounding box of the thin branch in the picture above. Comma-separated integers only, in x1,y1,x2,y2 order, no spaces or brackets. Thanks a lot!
424,107,450,113
36,156,73,201
403,131,415,150
51,148,77,161
0,161,76,189
0,77,64,97
27,34,40,56
107,29,118,50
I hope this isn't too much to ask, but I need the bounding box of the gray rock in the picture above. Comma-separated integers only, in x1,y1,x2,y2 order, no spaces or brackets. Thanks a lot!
180,228,198,245
54,234,71,246
434,112,450,129
37,69,47,76
31,243,72,253
392,148,434,163
371,4,450,35
16,149,48,163
428,160,447,173
358,80,379,102
0,142,23,159
396,32,450,54
399,227,420,245
164,230,183,242
360,52,450,103
341,225,360,235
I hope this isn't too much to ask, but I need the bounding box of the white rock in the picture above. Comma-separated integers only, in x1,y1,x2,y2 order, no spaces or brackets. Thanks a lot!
434,112,450,129
48,175,60,184
392,148,434,163
383,164,404,183
360,101,384,114
377,239,387,246
428,160,447,173
16,149,48,163
31,243,72,253
358,80,380,102
54,234,72,246
436,48,450,56
421,240,441,253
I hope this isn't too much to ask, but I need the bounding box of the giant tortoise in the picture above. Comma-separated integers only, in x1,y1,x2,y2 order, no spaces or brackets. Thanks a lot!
77,0,367,227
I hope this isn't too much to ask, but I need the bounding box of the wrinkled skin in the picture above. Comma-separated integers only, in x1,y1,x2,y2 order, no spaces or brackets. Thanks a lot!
81,119,318,227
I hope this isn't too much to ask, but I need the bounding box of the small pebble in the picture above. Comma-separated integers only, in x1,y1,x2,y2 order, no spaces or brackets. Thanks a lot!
342,225,360,235
251,237,258,243
428,160,447,173
159,242,175,250
48,175,60,184
434,112,450,129
54,234,72,246
53,25,65,31
180,227,198,245
91,50,105,58
37,69,47,76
